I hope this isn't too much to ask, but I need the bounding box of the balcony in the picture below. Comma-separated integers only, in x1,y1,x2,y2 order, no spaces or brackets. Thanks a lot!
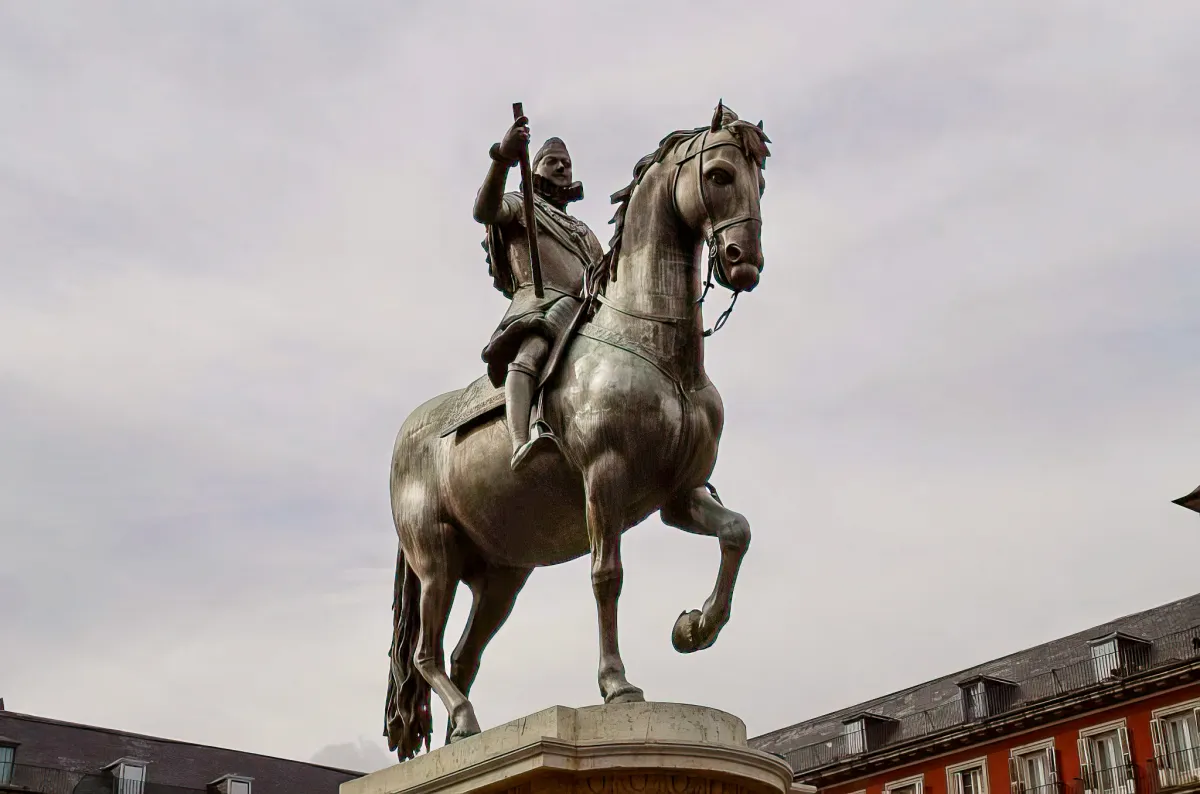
1070,764,1140,794
1149,749,1200,794
0,762,207,794
783,625,1200,775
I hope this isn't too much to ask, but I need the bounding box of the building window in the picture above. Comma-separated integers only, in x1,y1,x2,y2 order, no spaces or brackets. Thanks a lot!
1087,633,1151,681
1090,640,1119,681
842,719,865,755
1009,740,1059,794
1151,701,1200,789
887,773,925,794
959,676,1018,721
107,759,147,794
210,773,254,794
966,682,988,720
948,758,989,794
1078,722,1135,794
0,745,14,785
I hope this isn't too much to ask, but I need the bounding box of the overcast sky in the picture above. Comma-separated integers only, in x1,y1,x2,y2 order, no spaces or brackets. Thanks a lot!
2,0,1199,776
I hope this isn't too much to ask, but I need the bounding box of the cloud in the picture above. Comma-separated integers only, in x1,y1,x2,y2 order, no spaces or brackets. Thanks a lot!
2,0,1199,769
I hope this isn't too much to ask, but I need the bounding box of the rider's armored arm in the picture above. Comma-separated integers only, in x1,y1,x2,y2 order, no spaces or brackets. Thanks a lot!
472,144,519,225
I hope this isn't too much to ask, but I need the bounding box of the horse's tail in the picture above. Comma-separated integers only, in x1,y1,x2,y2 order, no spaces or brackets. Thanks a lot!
383,544,432,760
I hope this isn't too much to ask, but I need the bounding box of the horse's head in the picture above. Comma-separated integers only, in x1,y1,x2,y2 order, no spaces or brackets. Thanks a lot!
672,102,771,293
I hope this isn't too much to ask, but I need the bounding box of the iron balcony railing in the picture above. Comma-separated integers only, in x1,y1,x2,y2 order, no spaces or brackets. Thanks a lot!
1071,764,1140,794
1149,750,1200,793
1018,783,1067,794
784,625,1200,774
0,762,209,794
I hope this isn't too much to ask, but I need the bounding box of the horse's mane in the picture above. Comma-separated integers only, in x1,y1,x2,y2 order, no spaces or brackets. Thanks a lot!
596,105,771,289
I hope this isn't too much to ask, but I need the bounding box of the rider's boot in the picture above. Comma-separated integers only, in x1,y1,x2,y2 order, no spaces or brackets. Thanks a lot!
506,367,559,471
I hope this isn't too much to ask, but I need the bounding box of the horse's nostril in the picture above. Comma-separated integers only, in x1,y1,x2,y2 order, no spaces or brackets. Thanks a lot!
724,243,743,263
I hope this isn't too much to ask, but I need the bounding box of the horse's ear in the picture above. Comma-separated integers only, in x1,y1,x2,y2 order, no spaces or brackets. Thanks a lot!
757,119,764,130
710,99,724,132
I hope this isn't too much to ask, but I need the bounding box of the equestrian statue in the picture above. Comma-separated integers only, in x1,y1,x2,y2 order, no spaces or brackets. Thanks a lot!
384,101,772,761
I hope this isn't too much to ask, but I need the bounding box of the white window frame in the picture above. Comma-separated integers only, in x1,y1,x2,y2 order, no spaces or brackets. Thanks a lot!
1150,697,1200,790
114,761,147,794
1090,639,1120,682
1078,719,1135,794
885,773,925,794
842,719,866,755
966,681,988,720
1009,738,1059,794
947,756,990,794
210,773,254,794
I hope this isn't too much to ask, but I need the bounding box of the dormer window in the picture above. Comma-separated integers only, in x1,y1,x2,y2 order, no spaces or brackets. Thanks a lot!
840,712,898,755
0,742,15,785
1088,632,1152,681
210,773,254,794
104,758,148,794
842,718,865,754
958,675,1017,721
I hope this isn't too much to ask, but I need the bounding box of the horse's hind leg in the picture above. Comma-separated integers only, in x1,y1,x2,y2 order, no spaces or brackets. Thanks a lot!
659,484,750,653
444,563,532,743
451,564,533,696
406,522,481,742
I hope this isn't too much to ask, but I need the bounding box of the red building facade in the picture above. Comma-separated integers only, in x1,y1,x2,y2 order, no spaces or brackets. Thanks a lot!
752,594,1200,794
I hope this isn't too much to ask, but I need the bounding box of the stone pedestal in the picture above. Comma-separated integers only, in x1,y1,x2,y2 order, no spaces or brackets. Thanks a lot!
342,703,809,794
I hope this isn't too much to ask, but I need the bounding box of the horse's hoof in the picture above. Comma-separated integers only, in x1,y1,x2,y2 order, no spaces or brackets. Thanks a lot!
671,609,712,653
448,724,480,743
606,685,646,704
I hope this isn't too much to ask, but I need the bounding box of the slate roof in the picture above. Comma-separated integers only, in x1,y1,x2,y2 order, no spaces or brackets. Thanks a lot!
750,591,1200,761
0,707,363,794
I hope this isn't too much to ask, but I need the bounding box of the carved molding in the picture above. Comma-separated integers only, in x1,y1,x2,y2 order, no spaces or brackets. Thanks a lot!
496,773,759,794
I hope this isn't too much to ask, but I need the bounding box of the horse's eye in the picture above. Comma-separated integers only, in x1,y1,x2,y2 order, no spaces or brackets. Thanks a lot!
707,169,733,186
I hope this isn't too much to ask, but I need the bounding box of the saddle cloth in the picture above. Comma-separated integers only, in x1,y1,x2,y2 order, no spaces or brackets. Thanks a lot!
439,374,506,438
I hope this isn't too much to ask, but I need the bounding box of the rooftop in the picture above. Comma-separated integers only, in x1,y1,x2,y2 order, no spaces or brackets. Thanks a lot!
749,591,1200,775
0,707,363,794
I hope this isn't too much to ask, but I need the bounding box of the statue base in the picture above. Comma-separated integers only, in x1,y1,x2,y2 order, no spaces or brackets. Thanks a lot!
343,703,808,794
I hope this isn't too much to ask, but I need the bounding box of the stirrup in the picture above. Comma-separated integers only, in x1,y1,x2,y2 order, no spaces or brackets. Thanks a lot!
510,422,561,471
530,418,557,440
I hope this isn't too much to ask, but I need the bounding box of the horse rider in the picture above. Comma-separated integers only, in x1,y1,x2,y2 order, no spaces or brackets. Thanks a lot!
473,113,604,471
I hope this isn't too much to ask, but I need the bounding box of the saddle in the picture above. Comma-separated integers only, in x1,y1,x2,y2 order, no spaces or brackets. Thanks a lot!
438,297,591,439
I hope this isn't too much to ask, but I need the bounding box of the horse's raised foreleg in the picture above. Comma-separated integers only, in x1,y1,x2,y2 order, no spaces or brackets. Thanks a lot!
585,457,645,703
660,484,750,653
407,523,482,743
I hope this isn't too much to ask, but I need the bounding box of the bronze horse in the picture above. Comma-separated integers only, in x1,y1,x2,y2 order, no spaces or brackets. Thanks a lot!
385,103,771,760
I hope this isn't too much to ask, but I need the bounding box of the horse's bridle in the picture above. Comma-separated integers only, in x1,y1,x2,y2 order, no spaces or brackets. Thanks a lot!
669,128,762,336
588,127,761,337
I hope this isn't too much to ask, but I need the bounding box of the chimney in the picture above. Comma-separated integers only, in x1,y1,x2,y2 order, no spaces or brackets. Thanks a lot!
0,698,5,711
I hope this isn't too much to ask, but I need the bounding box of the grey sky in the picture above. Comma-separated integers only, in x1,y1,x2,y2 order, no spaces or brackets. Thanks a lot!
2,0,1198,774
